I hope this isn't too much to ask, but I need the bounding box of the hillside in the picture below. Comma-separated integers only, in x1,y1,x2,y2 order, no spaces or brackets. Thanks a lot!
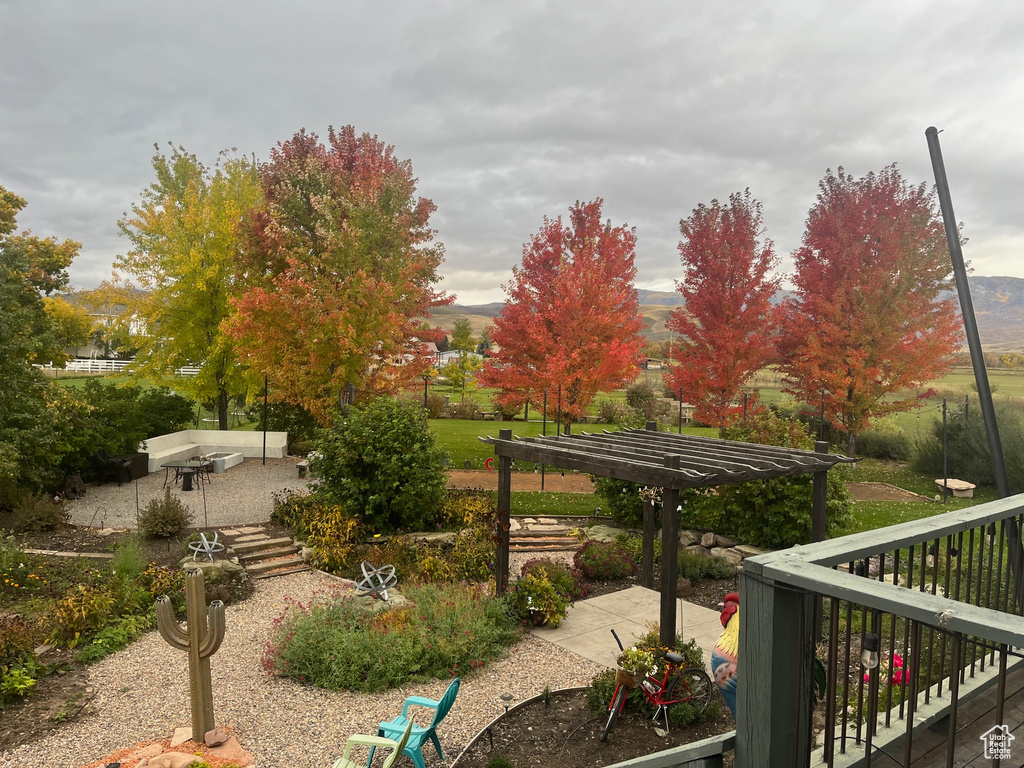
425,275,1024,351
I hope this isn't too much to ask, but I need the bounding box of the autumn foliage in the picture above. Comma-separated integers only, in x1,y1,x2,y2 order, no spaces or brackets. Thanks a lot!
779,165,962,454
226,126,448,422
479,199,645,424
665,191,781,427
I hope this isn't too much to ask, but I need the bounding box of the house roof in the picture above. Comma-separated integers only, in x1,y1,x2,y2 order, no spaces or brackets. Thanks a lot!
479,428,853,489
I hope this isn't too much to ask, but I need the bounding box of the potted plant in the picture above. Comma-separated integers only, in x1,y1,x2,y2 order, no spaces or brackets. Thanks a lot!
615,645,657,687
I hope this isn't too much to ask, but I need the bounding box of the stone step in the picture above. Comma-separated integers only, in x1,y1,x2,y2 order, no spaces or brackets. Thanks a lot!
510,529,572,538
229,536,295,553
254,564,311,580
509,544,579,553
246,555,306,574
509,536,579,546
237,545,299,564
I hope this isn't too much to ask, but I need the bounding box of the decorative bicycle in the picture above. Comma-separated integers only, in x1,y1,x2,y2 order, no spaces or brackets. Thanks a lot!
600,629,713,742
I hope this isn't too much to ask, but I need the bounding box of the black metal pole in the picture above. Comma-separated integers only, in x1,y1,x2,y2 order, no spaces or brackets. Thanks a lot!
743,392,748,423
819,390,825,440
926,127,1009,497
927,126,1024,610
678,389,683,434
423,376,429,409
262,374,268,466
942,397,948,503
557,384,562,438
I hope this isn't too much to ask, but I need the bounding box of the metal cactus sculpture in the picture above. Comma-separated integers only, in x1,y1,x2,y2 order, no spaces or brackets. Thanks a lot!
156,569,226,741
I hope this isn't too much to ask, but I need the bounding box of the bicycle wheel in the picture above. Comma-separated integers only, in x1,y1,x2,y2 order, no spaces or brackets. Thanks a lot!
664,667,713,713
600,685,628,742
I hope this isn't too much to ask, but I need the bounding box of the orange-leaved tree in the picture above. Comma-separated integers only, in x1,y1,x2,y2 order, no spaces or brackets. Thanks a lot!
226,126,449,423
478,199,645,426
664,190,782,428
779,165,962,456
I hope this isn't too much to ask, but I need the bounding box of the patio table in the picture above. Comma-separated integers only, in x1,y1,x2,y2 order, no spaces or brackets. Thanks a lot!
161,459,212,492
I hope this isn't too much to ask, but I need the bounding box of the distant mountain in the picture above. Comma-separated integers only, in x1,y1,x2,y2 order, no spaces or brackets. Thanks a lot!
427,276,1024,351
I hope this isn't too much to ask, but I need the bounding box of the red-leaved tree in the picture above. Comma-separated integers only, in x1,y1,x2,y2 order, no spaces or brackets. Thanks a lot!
780,164,962,455
478,199,645,426
226,126,448,423
664,190,782,427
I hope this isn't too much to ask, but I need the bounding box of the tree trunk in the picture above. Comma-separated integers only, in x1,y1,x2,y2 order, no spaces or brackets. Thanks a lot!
218,390,229,431
847,431,856,458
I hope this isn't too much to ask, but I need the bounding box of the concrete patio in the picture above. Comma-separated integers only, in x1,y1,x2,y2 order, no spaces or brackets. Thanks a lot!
531,585,723,669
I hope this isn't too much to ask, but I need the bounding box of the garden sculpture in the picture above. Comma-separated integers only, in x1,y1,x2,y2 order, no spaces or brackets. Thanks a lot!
155,569,226,741
712,590,739,717
355,560,398,601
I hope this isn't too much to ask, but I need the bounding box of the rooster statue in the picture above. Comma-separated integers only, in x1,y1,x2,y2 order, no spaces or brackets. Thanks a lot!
712,591,739,718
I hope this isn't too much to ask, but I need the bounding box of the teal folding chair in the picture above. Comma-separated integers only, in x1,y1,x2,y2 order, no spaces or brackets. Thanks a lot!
369,678,461,768
333,716,413,768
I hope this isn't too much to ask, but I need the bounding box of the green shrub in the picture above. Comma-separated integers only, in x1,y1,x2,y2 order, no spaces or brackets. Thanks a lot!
510,572,572,627
417,529,495,584
613,532,662,569
75,613,153,664
262,581,520,691
137,386,196,437
244,400,320,453
313,397,448,532
626,380,657,414
439,488,498,531
677,549,735,582
1,663,37,706
592,477,645,527
111,534,147,580
574,540,636,580
856,429,912,461
449,400,481,420
425,393,448,419
520,558,584,600
914,400,1024,492
12,495,67,532
488,758,514,768
596,400,625,424
139,489,193,538
51,584,116,641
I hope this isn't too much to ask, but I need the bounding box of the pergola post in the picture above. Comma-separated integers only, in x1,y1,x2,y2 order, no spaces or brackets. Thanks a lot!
642,421,658,588
812,440,828,542
495,428,512,594
660,454,681,648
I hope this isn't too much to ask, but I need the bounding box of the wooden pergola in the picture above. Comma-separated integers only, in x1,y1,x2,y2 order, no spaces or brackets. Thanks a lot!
482,424,854,647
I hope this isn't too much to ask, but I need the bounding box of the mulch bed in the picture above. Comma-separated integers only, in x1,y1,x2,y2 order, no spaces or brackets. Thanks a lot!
453,686,734,768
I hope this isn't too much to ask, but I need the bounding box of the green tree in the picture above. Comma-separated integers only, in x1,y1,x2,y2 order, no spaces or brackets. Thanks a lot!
449,318,478,401
103,145,263,429
312,397,447,532
0,185,85,495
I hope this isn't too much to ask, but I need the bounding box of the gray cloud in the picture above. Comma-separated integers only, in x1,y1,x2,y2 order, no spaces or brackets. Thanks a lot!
2,0,1022,300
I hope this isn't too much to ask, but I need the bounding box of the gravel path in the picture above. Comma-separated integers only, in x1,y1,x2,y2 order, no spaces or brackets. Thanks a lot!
0,571,605,768
66,458,310,530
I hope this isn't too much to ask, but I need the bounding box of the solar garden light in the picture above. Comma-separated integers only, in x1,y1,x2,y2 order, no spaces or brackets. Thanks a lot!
500,693,514,714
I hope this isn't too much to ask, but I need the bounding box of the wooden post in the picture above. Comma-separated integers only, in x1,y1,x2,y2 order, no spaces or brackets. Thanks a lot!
737,556,815,768
642,497,655,589
642,420,658,588
812,440,828,543
495,428,512,595
660,455,680,649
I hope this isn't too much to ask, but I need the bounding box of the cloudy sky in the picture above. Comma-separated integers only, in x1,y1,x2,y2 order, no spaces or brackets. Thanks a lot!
2,0,1022,304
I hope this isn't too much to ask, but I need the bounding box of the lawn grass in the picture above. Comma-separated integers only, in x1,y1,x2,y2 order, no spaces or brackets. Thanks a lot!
510,491,600,517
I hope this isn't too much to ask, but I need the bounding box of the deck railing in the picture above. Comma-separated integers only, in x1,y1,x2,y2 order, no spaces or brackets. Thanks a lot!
739,493,1024,767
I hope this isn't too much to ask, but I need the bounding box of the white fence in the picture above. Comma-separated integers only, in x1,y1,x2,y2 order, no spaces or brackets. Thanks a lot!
36,359,201,376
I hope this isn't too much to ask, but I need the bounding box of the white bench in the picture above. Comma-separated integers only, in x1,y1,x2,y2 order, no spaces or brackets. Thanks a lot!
142,429,289,473
936,478,977,498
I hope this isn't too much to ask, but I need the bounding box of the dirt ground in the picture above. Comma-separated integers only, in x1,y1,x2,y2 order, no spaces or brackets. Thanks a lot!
447,469,595,493
846,481,930,502
453,687,734,768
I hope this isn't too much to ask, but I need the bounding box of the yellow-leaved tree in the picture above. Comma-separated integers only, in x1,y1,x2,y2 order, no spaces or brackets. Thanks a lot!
95,145,263,429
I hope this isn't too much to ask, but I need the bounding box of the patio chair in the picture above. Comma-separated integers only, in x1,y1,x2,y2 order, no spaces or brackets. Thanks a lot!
93,450,131,486
333,717,413,768
189,455,213,485
188,531,225,561
369,678,460,768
